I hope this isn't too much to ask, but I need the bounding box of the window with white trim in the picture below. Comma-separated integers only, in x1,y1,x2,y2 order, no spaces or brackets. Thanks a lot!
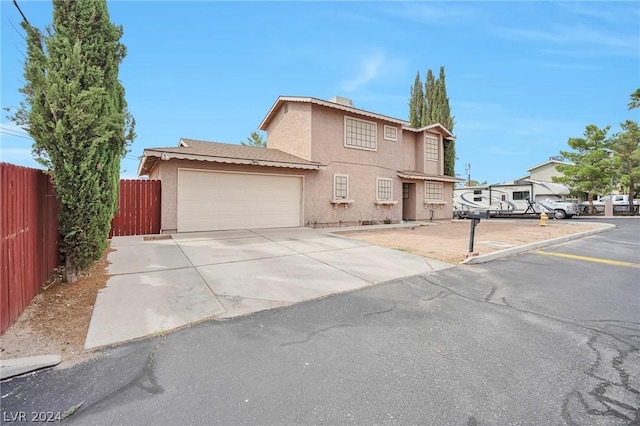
425,136,439,161
345,116,377,150
333,174,349,199
425,182,443,201
377,178,393,201
384,125,397,141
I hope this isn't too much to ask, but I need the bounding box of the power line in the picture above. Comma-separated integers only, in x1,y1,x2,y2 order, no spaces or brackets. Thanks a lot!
0,130,33,141
12,0,30,25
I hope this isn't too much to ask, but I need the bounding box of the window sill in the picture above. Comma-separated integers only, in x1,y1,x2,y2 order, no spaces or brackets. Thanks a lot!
375,200,398,209
331,199,355,209
424,201,446,209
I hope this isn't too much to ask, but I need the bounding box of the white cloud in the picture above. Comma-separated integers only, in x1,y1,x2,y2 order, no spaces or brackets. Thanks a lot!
483,146,532,157
492,24,639,57
386,3,477,23
540,62,598,70
340,52,385,93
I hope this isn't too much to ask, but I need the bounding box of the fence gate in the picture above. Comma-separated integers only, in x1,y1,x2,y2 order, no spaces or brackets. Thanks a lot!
109,179,161,238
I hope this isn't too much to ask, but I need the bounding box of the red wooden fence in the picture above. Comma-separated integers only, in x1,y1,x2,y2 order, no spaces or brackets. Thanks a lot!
109,179,161,238
1,168,160,334
1,163,60,335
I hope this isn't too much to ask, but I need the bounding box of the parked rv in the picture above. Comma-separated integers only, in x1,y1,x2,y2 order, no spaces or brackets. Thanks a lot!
453,180,579,219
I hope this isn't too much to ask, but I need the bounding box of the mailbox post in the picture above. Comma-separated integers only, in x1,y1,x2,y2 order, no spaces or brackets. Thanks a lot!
466,210,490,255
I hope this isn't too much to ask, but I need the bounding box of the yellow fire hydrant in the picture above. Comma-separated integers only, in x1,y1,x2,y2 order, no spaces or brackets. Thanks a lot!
540,211,548,227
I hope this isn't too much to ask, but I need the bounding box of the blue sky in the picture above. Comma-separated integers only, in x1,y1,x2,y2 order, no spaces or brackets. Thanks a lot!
1,1,639,184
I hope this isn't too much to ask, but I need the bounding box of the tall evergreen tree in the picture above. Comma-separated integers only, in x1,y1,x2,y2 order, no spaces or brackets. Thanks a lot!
13,0,135,282
408,72,423,127
610,120,640,214
241,131,266,147
418,67,456,176
629,88,640,110
421,69,436,126
437,67,456,176
553,125,614,214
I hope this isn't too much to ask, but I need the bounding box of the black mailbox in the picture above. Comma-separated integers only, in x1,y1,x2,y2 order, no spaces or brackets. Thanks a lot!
471,210,489,219
464,210,490,220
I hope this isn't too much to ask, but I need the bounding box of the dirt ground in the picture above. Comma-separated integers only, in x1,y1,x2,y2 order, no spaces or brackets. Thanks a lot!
338,219,607,265
0,220,607,370
0,245,112,370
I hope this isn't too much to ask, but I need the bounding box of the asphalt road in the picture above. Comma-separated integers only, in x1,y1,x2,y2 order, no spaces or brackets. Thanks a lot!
2,218,638,425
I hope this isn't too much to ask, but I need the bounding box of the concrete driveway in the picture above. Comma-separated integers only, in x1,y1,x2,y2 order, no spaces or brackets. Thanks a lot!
85,227,451,349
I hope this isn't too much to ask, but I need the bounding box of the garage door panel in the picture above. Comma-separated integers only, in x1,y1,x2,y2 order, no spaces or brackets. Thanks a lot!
178,170,302,232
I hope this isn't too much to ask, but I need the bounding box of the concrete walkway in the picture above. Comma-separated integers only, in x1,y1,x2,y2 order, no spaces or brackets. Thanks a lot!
84,226,451,349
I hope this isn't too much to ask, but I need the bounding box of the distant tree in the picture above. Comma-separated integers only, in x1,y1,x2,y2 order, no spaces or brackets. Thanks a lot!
408,71,423,127
553,125,614,214
242,131,266,148
629,88,640,110
437,67,456,177
610,120,640,214
466,179,488,187
419,67,456,176
11,0,135,283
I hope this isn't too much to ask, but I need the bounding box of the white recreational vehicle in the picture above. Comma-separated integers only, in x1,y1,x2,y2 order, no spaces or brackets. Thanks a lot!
453,180,579,219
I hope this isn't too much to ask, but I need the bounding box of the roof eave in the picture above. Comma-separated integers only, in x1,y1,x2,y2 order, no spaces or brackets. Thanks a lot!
141,149,326,171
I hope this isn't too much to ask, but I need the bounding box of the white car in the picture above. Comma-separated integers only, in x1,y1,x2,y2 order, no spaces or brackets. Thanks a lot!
580,195,640,213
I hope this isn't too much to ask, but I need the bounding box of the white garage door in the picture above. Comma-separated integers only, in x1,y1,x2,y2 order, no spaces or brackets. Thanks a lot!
177,170,303,232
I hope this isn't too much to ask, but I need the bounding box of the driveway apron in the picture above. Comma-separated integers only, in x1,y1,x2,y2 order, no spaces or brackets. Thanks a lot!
85,227,452,349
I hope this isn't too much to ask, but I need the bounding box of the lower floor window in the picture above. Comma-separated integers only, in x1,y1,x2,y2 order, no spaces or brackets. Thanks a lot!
425,182,443,201
334,174,349,199
377,178,393,201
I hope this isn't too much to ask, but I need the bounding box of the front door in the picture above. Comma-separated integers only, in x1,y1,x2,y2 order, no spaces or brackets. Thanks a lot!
402,183,416,221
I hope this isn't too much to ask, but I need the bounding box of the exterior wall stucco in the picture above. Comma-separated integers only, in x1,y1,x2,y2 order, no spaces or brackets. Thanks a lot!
265,102,312,160
530,163,563,182
401,131,417,170
300,104,405,225
156,159,316,233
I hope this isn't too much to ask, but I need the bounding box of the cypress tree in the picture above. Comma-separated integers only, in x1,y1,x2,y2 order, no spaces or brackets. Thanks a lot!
13,0,135,282
437,66,456,176
421,69,436,126
408,71,423,127
416,67,456,176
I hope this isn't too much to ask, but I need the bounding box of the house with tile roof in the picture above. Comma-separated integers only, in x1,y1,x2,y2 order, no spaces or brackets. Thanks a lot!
138,96,461,233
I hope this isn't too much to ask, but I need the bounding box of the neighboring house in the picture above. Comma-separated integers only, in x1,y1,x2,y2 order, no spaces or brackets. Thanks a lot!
138,96,461,233
515,158,586,203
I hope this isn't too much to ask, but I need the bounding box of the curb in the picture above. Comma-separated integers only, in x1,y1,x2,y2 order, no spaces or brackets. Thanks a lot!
1,355,62,380
462,223,616,265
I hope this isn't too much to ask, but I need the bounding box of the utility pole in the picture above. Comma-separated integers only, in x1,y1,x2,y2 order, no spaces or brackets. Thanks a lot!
465,163,471,186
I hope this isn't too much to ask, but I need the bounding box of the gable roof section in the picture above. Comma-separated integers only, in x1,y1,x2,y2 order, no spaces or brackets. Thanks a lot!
526,159,570,172
138,138,325,176
258,96,455,140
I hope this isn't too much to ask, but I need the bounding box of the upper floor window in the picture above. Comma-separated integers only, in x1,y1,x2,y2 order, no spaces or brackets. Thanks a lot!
345,116,377,150
425,182,443,201
376,178,393,201
333,174,349,199
384,125,398,142
425,136,439,161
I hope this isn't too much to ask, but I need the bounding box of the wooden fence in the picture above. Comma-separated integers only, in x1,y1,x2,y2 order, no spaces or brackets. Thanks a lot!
1,165,161,334
1,163,60,334
109,179,161,238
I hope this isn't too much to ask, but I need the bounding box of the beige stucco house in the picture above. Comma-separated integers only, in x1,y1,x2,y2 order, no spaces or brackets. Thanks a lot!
138,96,461,233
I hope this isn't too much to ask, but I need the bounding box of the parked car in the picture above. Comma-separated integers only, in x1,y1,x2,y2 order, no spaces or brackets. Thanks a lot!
580,195,640,213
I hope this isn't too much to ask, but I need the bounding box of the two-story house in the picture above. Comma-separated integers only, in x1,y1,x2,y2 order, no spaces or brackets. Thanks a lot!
138,96,460,233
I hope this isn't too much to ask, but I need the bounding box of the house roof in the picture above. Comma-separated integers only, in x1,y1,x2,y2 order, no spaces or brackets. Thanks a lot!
526,159,570,172
138,138,326,176
397,170,464,183
258,96,455,140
